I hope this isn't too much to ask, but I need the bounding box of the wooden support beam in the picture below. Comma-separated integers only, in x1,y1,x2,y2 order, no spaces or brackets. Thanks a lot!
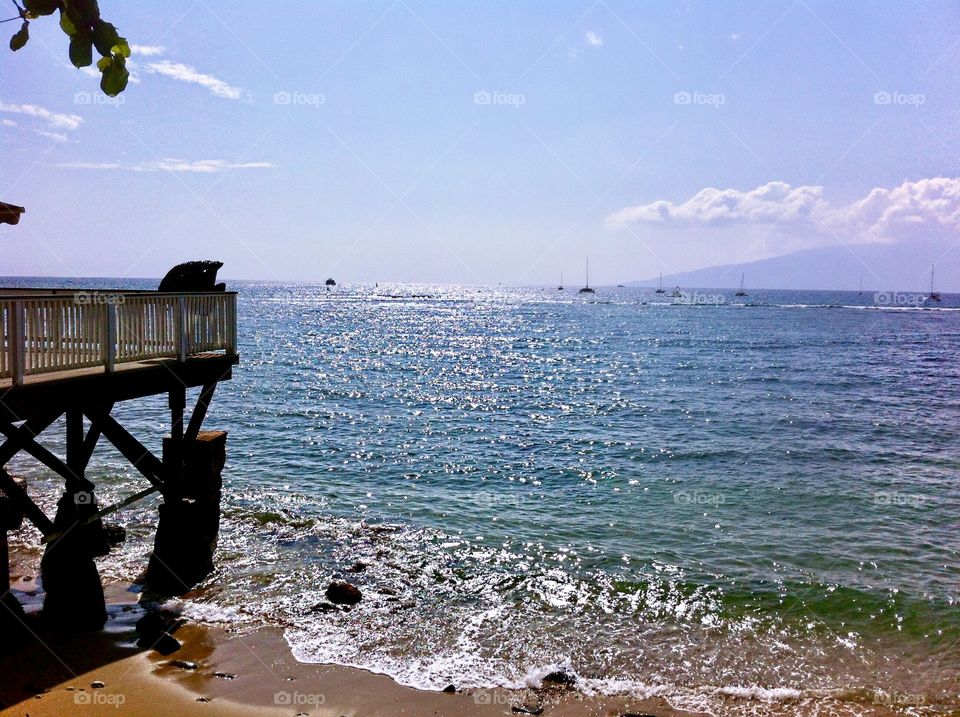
0,411,61,467
170,387,186,442
78,404,111,469
0,419,89,490
66,408,84,475
86,411,165,490
0,468,54,536
185,382,217,441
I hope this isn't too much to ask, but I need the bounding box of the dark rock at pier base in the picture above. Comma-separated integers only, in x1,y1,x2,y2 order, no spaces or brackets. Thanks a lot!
325,581,362,605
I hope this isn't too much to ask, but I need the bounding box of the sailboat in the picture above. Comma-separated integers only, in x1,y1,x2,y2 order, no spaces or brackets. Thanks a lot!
558,272,564,291
579,258,595,294
928,265,941,302
735,273,747,297
655,272,665,293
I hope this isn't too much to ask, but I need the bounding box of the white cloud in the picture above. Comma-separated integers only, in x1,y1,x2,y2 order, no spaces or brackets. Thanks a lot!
1,119,15,127
56,158,275,172
138,158,276,173
146,61,245,100
606,178,960,243
34,130,68,142
57,161,122,169
729,33,742,41
586,31,603,47
130,44,166,56
0,101,82,130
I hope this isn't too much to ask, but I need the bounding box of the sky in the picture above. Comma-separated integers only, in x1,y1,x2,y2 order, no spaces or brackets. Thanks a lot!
2,0,960,288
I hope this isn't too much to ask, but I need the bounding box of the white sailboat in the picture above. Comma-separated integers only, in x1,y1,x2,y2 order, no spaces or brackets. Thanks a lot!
928,265,941,302
655,272,665,293
579,258,595,294
558,272,564,291
735,273,747,297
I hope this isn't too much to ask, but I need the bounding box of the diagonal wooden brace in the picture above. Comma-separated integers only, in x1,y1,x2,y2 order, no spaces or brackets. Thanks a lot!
0,411,61,467
85,411,166,490
185,383,217,442
0,418,91,491
0,468,54,537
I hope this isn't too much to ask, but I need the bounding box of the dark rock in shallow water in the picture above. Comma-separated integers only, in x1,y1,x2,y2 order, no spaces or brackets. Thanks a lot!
542,670,576,688
137,632,181,655
346,561,367,573
102,524,127,547
512,705,543,715
90,681,105,689
310,601,339,613
169,660,198,671
135,612,167,638
325,581,362,605
442,684,456,693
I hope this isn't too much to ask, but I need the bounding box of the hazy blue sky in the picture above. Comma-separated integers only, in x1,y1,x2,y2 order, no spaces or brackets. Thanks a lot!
2,1,959,287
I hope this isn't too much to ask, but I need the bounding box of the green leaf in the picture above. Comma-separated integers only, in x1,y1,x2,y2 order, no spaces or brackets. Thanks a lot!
96,55,111,71
99,54,128,96
91,20,118,56
9,22,29,52
59,10,77,36
68,33,93,67
112,37,130,58
24,0,59,17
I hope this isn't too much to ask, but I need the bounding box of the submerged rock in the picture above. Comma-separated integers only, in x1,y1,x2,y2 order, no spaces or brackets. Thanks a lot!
310,601,339,613
138,632,181,655
512,705,543,715
325,581,362,605
542,670,576,688
135,612,167,638
169,659,198,671
346,561,367,573
442,684,456,693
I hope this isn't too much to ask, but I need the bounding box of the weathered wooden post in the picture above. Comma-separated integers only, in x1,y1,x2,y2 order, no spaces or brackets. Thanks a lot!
146,420,226,595
0,477,28,649
40,407,109,630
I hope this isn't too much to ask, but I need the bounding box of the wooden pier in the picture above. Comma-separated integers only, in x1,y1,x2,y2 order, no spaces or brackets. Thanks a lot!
0,288,238,635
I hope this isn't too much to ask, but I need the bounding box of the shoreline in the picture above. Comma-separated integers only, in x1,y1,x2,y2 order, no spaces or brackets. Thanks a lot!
0,550,922,717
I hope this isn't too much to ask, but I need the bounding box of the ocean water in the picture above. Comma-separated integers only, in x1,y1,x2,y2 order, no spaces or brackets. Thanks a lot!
7,281,960,715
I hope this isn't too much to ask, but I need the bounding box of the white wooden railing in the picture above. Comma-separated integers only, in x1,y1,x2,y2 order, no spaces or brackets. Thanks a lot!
0,291,237,385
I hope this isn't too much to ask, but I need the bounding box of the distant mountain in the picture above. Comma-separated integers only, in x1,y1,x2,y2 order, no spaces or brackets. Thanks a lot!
628,241,959,292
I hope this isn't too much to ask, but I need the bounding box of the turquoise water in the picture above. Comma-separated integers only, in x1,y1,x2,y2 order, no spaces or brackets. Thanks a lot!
8,281,960,714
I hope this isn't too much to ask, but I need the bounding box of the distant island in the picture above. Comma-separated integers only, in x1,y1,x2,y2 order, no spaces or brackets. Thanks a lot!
629,240,958,292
